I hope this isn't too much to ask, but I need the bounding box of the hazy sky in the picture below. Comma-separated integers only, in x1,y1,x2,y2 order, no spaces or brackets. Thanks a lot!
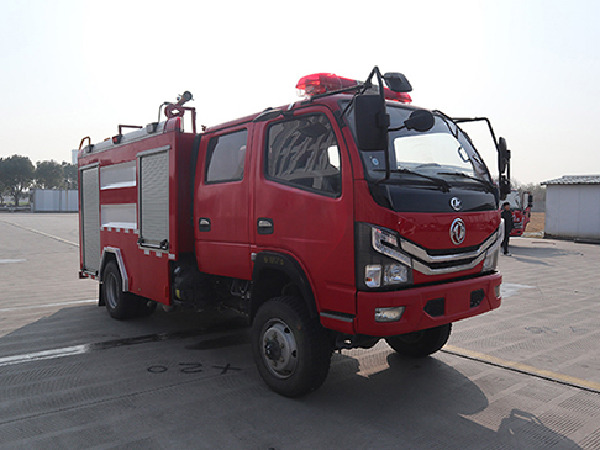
1,0,598,184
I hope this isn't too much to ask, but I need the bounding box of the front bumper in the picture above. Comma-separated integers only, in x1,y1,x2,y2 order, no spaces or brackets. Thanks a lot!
354,272,502,336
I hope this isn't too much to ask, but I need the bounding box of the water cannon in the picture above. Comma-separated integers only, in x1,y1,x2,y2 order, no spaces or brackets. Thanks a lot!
176,91,193,106
155,90,197,134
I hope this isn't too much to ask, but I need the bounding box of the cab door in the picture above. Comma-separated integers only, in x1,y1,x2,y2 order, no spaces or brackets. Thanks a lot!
253,108,356,316
195,125,253,279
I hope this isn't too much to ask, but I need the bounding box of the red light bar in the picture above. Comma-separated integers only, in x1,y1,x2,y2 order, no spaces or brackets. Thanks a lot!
296,73,411,103
296,73,358,96
384,89,412,103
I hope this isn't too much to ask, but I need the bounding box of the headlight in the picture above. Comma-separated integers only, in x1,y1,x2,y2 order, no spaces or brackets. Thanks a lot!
356,223,413,290
372,227,412,267
482,224,503,272
482,247,499,271
384,264,409,284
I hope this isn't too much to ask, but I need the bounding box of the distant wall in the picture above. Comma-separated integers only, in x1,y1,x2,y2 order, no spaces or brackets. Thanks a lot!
31,189,78,212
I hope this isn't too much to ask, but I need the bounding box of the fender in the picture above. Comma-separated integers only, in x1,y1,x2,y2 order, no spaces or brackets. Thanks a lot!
99,247,129,291
250,251,318,319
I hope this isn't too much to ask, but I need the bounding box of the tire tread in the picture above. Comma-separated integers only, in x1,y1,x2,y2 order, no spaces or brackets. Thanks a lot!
252,296,332,397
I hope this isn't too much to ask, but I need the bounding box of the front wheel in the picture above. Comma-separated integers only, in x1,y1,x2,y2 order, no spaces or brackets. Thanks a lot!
252,296,332,397
385,323,452,358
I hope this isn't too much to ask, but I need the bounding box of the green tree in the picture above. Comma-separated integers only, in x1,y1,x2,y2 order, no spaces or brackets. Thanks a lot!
0,155,35,206
35,160,64,189
62,162,78,189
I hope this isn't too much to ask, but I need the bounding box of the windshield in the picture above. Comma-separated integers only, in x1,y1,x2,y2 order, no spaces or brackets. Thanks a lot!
351,104,492,187
505,190,522,209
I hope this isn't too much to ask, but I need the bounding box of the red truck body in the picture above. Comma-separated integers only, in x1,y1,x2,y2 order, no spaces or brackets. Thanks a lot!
78,71,509,396
505,189,533,237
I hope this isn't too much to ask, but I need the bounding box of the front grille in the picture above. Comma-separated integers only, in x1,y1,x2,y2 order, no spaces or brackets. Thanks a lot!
426,244,480,256
400,230,499,275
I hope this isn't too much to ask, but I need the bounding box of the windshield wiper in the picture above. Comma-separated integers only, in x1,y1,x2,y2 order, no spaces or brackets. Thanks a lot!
437,171,495,193
374,168,450,192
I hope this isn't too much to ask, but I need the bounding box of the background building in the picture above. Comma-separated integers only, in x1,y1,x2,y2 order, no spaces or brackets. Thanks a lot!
541,175,600,241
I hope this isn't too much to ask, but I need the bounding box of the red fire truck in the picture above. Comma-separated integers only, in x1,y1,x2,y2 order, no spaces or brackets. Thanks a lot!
78,67,511,397
505,189,533,236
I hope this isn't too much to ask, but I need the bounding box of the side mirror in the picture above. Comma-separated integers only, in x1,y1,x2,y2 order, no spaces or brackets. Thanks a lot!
354,94,389,150
497,137,508,174
383,72,412,93
499,176,511,199
404,110,434,132
527,194,533,208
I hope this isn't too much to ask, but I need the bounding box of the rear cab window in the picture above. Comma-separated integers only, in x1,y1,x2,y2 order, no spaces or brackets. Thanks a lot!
205,129,248,184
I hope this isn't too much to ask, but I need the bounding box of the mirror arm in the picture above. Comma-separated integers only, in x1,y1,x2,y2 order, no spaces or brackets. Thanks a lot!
506,149,511,184
452,116,512,199
453,115,509,176
452,117,498,148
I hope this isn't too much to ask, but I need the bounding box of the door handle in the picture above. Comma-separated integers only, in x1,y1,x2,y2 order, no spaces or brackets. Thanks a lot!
198,217,211,232
257,218,274,234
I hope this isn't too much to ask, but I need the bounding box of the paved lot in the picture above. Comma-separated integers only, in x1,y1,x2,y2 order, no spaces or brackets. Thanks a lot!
0,213,599,449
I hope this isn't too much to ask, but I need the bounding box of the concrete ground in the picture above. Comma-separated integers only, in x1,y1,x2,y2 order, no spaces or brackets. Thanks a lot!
0,213,599,449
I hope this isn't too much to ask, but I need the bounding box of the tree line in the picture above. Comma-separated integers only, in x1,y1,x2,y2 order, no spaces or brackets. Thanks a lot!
0,155,77,206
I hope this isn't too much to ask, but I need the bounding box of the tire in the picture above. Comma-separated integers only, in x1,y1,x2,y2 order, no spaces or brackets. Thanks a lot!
252,296,332,397
385,323,452,358
102,261,139,320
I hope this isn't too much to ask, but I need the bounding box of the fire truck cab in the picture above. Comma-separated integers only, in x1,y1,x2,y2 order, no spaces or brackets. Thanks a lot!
505,189,533,236
78,67,511,396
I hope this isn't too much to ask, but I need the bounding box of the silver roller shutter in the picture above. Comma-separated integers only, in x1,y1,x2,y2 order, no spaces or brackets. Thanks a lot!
81,166,101,272
138,147,169,248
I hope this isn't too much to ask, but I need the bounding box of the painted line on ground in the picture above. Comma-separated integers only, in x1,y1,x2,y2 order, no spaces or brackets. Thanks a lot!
0,329,209,368
0,259,27,264
0,299,97,313
443,344,600,394
0,345,88,367
0,219,78,247
0,324,251,368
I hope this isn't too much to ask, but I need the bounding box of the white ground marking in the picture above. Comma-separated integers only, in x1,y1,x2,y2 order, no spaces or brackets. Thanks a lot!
0,345,89,367
0,299,96,313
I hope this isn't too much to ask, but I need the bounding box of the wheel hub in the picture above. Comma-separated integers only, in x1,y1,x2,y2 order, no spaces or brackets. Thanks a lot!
261,320,297,379
264,339,282,361
105,273,118,309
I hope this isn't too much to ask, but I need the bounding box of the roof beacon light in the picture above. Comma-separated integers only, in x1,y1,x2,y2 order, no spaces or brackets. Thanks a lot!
296,73,357,96
296,73,411,103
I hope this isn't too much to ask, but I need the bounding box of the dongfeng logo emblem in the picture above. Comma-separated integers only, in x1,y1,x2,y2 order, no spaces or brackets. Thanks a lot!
450,197,462,211
450,218,466,245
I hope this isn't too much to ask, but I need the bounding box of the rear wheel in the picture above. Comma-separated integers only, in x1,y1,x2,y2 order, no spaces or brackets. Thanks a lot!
385,323,451,358
103,261,154,319
252,296,332,397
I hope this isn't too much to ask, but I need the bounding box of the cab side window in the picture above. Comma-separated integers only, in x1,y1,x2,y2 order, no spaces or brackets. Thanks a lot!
205,129,248,183
266,114,341,196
